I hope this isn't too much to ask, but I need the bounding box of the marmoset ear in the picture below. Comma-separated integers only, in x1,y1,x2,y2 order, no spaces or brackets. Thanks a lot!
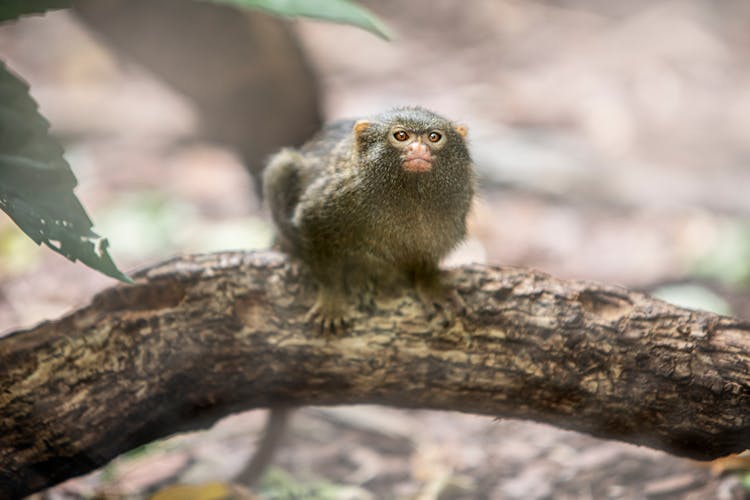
354,120,371,139
454,124,468,138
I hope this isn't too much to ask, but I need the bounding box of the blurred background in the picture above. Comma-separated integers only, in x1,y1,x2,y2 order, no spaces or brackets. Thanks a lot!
2,0,750,498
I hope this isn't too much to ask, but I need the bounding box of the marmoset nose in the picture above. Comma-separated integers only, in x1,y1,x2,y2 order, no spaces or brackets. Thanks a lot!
403,141,432,172
405,141,431,160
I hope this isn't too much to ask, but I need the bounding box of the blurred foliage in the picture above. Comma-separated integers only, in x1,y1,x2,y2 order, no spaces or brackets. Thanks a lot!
259,467,367,500
692,222,750,287
651,284,732,316
186,217,273,253
95,192,273,260
0,61,131,282
0,223,42,276
207,0,391,39
95,193,199,260
100,441,161,482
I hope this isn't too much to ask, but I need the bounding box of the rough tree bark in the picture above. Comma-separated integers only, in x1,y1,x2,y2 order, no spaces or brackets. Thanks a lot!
2,250,750,498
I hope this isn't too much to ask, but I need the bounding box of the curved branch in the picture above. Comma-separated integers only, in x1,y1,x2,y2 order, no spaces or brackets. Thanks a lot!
2,251,749,497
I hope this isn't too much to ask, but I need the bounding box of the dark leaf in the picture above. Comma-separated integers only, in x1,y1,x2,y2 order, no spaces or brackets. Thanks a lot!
0,61,131,282
0,0,71,23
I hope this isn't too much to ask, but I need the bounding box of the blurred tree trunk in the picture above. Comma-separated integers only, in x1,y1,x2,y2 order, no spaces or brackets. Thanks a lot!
73,0,322,195
2,251,750,497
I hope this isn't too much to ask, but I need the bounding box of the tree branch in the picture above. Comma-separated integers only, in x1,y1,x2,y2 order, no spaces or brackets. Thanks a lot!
2,250,749,497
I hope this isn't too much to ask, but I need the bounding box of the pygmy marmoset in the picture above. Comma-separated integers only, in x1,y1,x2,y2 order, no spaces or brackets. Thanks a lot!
263,106,475,332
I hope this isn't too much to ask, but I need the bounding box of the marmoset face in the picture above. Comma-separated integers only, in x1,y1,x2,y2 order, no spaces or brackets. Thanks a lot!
387,126,446,173
354,107,469,175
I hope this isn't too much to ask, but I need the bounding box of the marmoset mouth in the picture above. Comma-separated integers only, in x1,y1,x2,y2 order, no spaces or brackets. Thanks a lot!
403,158,432,172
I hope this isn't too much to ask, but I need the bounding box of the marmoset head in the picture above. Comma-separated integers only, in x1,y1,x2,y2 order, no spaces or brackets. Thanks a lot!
353,106,470,175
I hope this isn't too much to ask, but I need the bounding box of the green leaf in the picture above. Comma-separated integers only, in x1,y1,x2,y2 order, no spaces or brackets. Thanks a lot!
0,0,71,23
204,0,392,40
0,61,131,283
